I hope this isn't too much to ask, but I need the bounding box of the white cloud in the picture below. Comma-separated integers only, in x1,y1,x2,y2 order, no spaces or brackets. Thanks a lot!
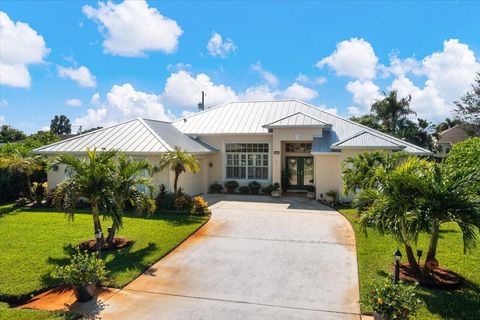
251,61,279,87
296,73,327,85
207,32,236,58
386,53,421,77
0,114,5,125
239,85,280,101
163,71,238,109
282,83,318,101
389,39,480,120
346,80,381,115
58,66,96,88
317,38,378,80
74,84,171,128
166,62,191,72
65,99,82,107
82,0,182,57
0,11,49,88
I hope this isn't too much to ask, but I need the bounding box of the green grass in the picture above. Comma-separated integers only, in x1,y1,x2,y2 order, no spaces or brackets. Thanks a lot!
0,302,78,320
338,207,480,320
0,204,208,304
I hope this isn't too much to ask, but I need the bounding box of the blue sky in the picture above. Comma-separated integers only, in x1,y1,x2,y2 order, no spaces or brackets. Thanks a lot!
1,0,479,133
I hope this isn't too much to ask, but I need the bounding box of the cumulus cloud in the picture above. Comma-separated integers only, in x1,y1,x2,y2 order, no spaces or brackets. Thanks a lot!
282,83,318,101
162,71,238,108
0,11,49,87
346,80,381,115
58,66,96,87
296,73,327,85
207,32,236,58
166,62,191,72
65,99,82,107
74,84,171,128
239,85,280,101
317,38,378,80
390,39,480,120
82,0,182,57
251,61,279,87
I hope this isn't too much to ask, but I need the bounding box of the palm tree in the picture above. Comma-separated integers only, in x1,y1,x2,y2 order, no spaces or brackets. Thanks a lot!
416,163,480,271
158,147,199,194
105,155,156,244
371,90,416,134
0,150,44,199
53,148,120,239
353,157,429,274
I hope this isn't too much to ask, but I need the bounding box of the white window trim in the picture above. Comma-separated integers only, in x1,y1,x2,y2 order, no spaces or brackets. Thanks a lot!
223,142,271,182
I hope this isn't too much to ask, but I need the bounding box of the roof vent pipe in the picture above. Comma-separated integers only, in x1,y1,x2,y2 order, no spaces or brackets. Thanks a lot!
198,91,205,111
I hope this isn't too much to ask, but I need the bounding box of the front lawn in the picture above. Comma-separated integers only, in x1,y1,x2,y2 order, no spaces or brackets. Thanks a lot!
0,302,78,320
0,204,208,303
339,207,480,320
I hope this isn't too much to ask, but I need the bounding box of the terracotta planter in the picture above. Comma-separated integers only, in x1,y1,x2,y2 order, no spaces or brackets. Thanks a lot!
307,192,316,200
73,283,96,302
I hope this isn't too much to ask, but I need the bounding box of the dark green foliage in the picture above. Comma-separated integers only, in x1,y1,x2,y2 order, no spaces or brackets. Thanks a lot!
261,185,274,195
0,125,26,143
209,183,223,193
239,186,250,194
156,192,176,210
248,181,261,194
454,72,480,136
224,180,239,193
350,114,384,131
50,115,72,134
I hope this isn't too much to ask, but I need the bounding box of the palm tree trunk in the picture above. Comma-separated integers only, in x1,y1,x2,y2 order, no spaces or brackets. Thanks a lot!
400,218,421,275
425,221,440,269
26,175,34,200
91,199,103,241
106,221,118,245
174,172,179,194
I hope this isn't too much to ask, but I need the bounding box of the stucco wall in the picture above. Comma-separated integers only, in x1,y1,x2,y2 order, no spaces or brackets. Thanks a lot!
314,154,341,200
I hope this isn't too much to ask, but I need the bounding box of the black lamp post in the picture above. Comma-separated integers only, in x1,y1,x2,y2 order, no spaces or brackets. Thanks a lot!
394,248,402,284
95,228,103,258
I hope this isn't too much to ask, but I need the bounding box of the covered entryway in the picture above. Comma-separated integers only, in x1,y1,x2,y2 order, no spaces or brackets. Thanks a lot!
285,156,314,191
93,195,360,319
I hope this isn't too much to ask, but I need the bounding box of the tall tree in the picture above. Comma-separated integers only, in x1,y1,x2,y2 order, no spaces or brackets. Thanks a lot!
158,147,199,194
454,73,480,136
50,115,72,134
349,114,384,132
436,117,462,133
371,90,416,135
0,125,26,143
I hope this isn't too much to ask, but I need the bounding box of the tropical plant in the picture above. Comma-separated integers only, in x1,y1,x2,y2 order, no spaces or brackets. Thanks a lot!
209,182,223,193
0,125,26,143
158,147,199,194
53,148,119,239
52,250,107,286
414,163,480,271
192,196,208,214
445,138,480,193
248,181,262,194
371,90,416,134
0,150,44,199
174,193,192,210
239,186,250,194
361,277,421,320
106,154,156,244
224,180,239,193
436,117,462,133
454,72,480,136
32,181,47,205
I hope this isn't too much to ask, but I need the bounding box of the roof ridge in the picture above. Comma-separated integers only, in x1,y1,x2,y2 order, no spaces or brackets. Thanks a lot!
33,118,140,152
138,118,173,152
332,130,405,147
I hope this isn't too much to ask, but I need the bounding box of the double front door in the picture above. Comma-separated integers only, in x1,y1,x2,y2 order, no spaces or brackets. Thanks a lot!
286,156,314,190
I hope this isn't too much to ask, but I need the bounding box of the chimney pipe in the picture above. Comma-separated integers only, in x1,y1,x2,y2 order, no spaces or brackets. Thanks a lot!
198,91,205,111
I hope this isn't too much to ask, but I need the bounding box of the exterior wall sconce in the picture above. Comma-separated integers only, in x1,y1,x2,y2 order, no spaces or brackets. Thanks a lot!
52,164,59,172
209,161,213,167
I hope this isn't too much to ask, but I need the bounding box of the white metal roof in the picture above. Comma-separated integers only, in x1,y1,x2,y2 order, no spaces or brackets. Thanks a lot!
173,100,431,155
263,112,331,128
33,118,216,155
331,131,406,150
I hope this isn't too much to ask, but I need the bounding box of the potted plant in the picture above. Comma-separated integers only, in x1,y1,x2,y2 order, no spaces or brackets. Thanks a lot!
209,182,223,193
361,278,421,320
271,183,281,198
248,181,262,194
53,250,107,302
325,190,337,206
306,185,316,200
239,186,250,194
224,180,239,194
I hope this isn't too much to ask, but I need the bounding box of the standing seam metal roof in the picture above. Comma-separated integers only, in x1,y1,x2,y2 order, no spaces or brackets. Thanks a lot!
331,130,406,149
263,112,331,128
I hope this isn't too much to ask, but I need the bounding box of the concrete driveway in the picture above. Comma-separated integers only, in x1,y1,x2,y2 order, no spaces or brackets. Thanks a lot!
91,195,360,319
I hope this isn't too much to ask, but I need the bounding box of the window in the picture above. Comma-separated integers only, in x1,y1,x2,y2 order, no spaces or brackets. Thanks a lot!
285,143,312,153
226,143,269,180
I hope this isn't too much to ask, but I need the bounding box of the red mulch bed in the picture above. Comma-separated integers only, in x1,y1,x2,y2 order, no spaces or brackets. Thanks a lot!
399,263,464,290
77,237,133,252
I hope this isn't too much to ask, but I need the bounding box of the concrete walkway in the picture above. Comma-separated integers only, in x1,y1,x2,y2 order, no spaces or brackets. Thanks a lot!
90,195,361,319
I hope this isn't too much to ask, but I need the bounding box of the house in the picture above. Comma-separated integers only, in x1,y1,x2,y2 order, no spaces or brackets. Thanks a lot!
34,100,431,200
434,124,476,158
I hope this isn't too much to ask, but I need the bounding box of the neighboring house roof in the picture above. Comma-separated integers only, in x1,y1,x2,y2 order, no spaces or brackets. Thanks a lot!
173,100,430,154
33,118,216,155
331,130,406,150
438,124,472,144
263,112,331,129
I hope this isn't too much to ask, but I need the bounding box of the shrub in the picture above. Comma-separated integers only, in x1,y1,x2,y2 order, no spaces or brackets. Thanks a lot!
248,181,262,194
272,183,280,191
192,196,209,214
326,190,337,202
224,180,239,193
306,185,315,192
32,181,47,204
157,192,176,210
52,250,107,287
174,193,192,210
361,278,421,320
261,185,274,195
209,182,223,193
239,186,250,194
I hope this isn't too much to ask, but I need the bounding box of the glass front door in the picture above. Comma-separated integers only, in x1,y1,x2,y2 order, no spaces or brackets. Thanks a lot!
286,156,314,190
